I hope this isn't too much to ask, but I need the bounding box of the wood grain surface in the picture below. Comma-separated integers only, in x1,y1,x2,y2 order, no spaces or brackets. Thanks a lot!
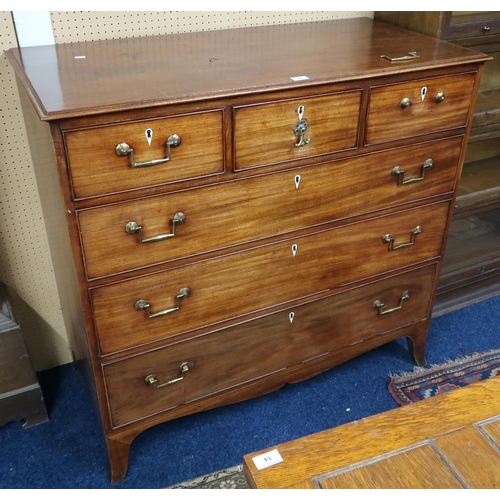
243,378,500,489
103,264,435,426
78,137,462,279
234,90,361,169
91,202,448,354
366,72,476,144
65,110,224,198
4,18,487,120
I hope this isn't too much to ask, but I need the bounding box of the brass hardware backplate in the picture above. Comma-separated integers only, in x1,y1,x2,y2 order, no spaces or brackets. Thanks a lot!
382,226,422,251
373,291,410,315
145,361,194,389
135,287,190,319
125,212,186,243
392,159,433,185
115,133,181,168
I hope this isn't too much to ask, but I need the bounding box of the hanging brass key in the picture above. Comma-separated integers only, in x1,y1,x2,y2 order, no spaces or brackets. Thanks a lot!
293,105,310,147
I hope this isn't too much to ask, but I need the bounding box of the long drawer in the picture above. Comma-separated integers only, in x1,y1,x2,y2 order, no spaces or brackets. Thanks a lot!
91,201,450,355
234,91,361,170
102,264,437,428
366,73,476,145
79,137,462,279
64,110,225,199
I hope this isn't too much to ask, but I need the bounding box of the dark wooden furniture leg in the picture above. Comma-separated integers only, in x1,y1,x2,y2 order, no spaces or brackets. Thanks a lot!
106,434,135,484
407,331,428,367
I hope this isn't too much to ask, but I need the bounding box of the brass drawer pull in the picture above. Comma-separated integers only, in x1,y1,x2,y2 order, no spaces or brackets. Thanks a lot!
373,291,409,316
125,212,186,243
381,51,420,62
400,97,411,110
400,92,443,109
115,133,181,168
382,226,422,251
135,287,190,319
145,361,193,389
392,159,433,185
435,91,445,103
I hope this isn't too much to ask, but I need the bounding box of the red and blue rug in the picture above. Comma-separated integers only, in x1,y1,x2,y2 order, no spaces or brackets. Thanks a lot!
388,349,500,405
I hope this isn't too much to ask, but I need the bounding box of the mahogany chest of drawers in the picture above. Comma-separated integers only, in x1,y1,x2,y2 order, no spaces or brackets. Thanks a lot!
6,17,487,483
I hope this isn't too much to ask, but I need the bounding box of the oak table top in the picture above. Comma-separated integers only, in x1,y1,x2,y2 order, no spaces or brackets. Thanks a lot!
243,377,500,488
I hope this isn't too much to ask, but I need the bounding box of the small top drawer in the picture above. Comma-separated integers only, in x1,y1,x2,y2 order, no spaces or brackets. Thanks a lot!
234,91,361,171
366,73,476,145
64,110,224,199
443,14,500,40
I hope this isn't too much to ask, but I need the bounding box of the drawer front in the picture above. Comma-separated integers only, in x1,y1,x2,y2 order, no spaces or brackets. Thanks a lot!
65,110,224,199
103,264,436,427
366,73,476,145
79,137,462,279
91,201,450,354
234,91,361,170
444,17,500,40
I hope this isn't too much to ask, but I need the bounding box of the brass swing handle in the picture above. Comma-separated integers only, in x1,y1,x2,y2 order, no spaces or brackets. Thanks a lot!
373,291,410,316
380,51,420,62
145,361,193,389
382,226,422,251
135,287,190,319
115,133,181,168
392,159,433,185
125,212,186,243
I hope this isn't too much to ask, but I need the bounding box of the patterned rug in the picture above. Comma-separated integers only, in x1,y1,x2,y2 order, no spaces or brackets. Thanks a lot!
167,464,248,489
388,349,500,405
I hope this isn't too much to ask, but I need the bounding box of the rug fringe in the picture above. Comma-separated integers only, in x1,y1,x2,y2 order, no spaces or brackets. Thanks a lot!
388,348,500,383
167,464,246,489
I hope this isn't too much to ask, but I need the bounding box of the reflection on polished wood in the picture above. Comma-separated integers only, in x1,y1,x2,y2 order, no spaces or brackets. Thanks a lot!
6,18,486,120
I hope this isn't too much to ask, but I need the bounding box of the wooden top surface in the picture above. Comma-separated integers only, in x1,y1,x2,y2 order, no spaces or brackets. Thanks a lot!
243,377,500,489
5,17,489,121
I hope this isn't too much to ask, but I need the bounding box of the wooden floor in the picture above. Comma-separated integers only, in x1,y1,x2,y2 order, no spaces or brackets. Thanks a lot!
243,377,500,489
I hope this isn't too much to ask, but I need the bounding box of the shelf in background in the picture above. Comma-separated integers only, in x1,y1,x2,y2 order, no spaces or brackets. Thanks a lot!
455,155,500,215
434,207,500,316
441,208,500,277
472,88,500,128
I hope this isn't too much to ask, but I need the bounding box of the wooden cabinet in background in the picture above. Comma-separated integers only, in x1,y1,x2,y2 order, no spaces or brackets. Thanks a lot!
0,282,48,429
375,11,500,314
5,18,487,482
